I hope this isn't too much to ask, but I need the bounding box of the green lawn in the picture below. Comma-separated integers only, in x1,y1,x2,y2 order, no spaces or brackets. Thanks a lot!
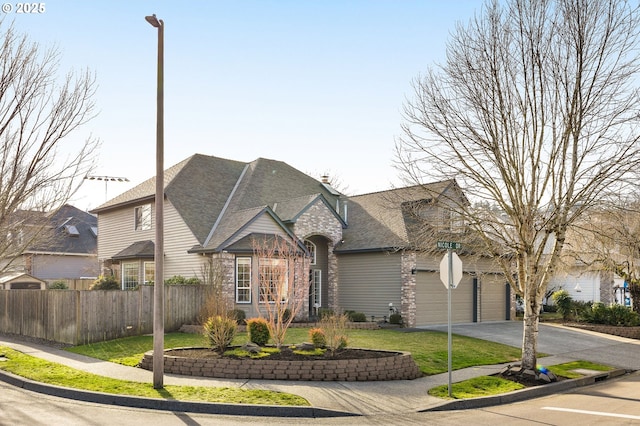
429,360,615,400
0,346,308,406
67,327,523,375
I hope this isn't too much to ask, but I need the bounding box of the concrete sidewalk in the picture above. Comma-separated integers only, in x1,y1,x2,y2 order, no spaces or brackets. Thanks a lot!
0,322,637,417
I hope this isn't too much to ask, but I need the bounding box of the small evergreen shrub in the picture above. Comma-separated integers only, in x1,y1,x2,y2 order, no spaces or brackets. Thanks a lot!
165,275,201,285
90,275,119,290
348,311,367,322
246,317,271,346
203,315,237,354
580,303,640,326
389,313,403,325
309,328,326,348
552,290,573,321
48,280,68,290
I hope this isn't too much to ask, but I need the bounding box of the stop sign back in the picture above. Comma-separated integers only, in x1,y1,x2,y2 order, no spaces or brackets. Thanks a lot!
439,252,463,289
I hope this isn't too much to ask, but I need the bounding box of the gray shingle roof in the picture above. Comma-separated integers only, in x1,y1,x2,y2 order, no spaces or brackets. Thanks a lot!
26,204,97,255
112,240,155,260
336,181,456,252
92,154,344,249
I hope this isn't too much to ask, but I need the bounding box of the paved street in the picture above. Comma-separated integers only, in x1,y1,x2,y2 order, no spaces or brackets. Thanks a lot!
1,321,639,424
2,372,639,425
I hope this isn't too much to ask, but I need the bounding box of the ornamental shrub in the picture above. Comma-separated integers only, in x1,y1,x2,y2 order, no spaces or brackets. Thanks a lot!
48,280,68,290
389,313,403,325
165,275,202,285
552,290,573,321
246,317,270,346
319,312,349,356
580,303,639,326
348,311,367,322
309,328,326,348
203,315,237,354
90,275,119,290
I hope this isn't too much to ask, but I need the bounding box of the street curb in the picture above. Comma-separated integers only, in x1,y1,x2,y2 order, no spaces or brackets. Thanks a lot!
422,368,629,412
0,370,358,418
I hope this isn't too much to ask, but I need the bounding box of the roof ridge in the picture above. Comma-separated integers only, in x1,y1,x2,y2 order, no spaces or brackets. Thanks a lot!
202,162,251,248
351,179,456,198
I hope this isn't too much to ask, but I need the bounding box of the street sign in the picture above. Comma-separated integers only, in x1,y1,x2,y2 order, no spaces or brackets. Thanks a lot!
437,241,461,250
439,252,462,289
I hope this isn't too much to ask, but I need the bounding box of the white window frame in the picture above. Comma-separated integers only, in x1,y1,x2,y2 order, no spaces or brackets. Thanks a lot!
134,204,152,231
259,258,288,303
305,240,317,265
143,261,155,285
235,257,252,303
310,269,321,307
122,262,139,290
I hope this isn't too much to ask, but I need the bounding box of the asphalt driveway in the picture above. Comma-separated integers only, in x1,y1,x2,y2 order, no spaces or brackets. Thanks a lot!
423,321,640,371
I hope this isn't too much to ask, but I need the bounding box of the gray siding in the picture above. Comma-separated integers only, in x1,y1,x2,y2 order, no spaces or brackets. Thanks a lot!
337,252,402,318
31,254,98,279
97,201,205,279
225,213,287,247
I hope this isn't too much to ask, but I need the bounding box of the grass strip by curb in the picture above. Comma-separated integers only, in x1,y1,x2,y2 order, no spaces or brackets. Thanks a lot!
0,346,309,406
428,360,614,400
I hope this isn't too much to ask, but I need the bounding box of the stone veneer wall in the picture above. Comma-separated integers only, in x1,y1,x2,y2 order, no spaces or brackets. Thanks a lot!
292,199,344,312
140,349,422,381
400,251,417,327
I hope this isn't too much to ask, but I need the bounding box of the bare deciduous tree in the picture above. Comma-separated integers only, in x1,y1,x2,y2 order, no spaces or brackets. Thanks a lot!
0,20,98,272
251,234,308,348
396,0,640,371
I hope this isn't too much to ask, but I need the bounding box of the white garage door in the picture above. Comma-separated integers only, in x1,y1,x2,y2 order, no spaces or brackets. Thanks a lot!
415,271,474,326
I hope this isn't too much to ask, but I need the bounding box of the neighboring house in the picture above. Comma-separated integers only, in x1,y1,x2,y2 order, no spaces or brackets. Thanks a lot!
92,154,510,327
4,204,99,284
547,268,630,307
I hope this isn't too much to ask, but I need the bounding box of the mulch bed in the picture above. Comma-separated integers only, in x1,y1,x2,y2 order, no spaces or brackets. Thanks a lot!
166,347,397,361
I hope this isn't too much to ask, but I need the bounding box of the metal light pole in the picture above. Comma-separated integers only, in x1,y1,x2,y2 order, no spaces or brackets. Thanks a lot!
145,13,164,390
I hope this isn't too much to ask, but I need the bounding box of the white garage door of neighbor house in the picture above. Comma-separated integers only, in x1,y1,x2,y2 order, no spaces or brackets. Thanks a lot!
479,275,508,321
415,271,473,326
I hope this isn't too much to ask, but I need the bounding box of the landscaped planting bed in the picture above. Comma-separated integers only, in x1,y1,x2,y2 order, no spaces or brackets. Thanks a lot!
139,347,422,381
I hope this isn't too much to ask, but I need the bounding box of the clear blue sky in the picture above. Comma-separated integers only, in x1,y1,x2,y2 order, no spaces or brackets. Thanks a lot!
8,0,482,210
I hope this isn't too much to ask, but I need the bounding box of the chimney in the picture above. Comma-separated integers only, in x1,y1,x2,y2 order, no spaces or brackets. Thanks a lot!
321,175,330,184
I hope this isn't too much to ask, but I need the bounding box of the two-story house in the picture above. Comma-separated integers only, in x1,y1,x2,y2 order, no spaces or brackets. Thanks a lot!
91,154,510,326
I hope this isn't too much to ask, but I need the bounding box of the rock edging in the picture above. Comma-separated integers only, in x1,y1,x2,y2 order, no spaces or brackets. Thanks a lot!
567,323,640,339
139,348,422,381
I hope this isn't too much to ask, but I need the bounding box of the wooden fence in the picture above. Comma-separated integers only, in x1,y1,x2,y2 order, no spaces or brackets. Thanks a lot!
0,285,213,345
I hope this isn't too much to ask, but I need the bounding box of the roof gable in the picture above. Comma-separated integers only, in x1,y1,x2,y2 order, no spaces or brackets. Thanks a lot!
336,180,463,252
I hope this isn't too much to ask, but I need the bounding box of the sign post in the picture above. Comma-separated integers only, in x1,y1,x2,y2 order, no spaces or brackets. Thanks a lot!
438,241,462,397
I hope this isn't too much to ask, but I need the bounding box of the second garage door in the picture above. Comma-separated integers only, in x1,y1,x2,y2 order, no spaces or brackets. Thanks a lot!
415,271,474,326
